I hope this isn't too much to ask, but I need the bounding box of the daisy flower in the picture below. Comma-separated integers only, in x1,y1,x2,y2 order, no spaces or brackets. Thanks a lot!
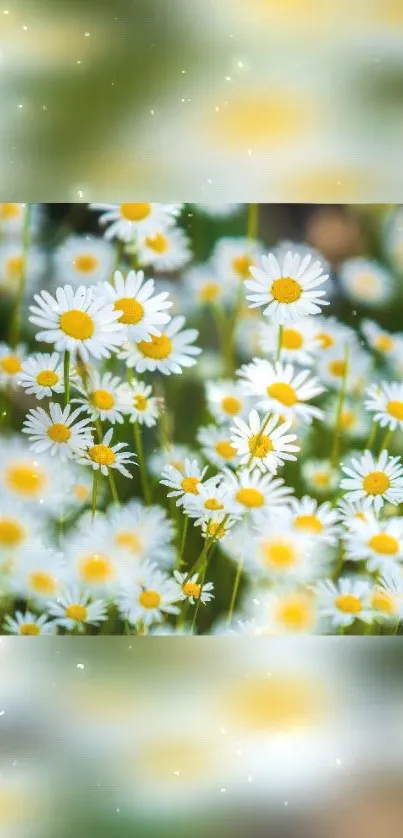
133,226,191,272
248,587,318,635
108,501,175,568
3,610,55,636
0,437,74,513
148,444,199,479
22,403,93,460
183,479,236,523
182,264,230,309
63,524,126,594
29,284,125,361
338,258,395,308
48,587,108,632
289,496,341,545
371,575,403,625
246,249,329,323
336,497,369,526
0,342,26,389
90,202,182,242
211,236,264,284
258,318,321,366
238,359,324,424
54,235,115,287
340,449,403,513
315,577,372,629
0,201,27,234
343,511,403,574
173,571,214,605
302,459,340,496
118,380,162,427
119,315,201,375
100,269,172,342
17,352,66,400
117,562,181,627
72,370,126,424
250,520,323,582
221,467,293,516
13,543,65,602
323,395,371,441
365,381,403,432
361,320,403,361
205,379,250,424
201,512,237,542
197,425,239,468
77,427,136,478
0,241,46,298
160,458,208,507
318,344,371,394
0,497,44,559
312,316,355,354
230,409,299,474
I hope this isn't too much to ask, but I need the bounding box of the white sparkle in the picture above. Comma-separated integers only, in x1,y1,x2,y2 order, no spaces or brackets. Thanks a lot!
76,663,85,669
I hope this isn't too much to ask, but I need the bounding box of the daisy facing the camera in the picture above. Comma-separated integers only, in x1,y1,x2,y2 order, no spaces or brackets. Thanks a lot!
246,249,329,323
22,403,93,460
100,270,172,343
119,315,201,375
340,449,403,513
230,409,299,474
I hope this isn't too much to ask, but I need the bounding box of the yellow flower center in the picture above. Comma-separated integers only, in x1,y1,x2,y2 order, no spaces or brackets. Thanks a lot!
263,541,296,568
267,381,297,406
91,389,115,410
145,232,168,253
328,359,346,377
74,253,99,273
29,571,57,595
181,476,200,495
114,297,144,325
120,202,151,221
335,594,362,614
79,553,113,584
281,327,303,350
207,520,226,539
0,202,21,219
340,409,355,429
294,514,323,534
232,254,253,279
248,433,273,459
211,94,306,149
0,518,24,546
183,581,201,599
59,310,94,340
375,334,393,352
317,332,334,349
139,589,161,609
47,423,71,443
74,483,89,502
133,394,148,411
371,590,397,615
215,440,236,460
199,281,220,302
19,623,40,636
271,277,302,304
6,255,23,278
0,355,21,375
275,595,315,632
363,471,390,496
236,487,265,508
387,400,403,421
66,603,88,622
204,498,224,511
137,334,172,360
5,464,46,497
221,395,242,415
229,675,322,732
36,369,58,387
115,531,142,553
368,532,399,555
313,472,330,487
89,444,116,466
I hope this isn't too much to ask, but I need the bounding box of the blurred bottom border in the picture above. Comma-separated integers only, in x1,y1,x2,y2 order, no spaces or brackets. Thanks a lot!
1,637,403,838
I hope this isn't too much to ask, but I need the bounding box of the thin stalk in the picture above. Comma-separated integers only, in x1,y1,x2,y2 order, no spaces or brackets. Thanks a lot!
9,203,31,347
246,411,273,468
177,515,189,569
331,343,350,467
91,469,99,520
108,469,120,505
276,325,283,361
380,427,393,453
190,555,209,633
133,421,151,504
64,350,70,406
227,556,244,625
365,420,377,452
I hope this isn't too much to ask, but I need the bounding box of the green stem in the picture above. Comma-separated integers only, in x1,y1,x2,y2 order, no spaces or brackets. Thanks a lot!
365,420,377,451
246,411,273,468
177,515,189,569
91,469,99,520
64,350,70,406
276,325,283,361
190,556,208,634
227,556,243,625
108,469,120,505
331,342,350,467
9,203,31,347
133,421,151,504
380,427,393,453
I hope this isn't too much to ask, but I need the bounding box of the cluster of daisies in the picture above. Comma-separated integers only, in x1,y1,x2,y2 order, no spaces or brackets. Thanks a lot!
2,202,403,634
